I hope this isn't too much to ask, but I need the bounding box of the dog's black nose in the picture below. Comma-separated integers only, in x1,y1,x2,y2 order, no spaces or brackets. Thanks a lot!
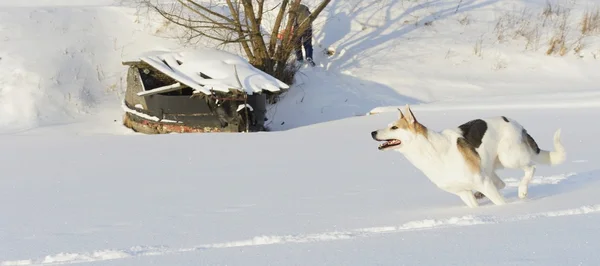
371,131,377,139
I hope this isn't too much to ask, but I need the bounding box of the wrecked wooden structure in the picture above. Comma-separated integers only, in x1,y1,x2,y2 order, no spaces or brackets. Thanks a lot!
121,49,289,134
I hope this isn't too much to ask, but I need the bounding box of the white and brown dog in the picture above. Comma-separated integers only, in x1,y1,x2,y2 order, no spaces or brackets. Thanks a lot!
371,105,566,208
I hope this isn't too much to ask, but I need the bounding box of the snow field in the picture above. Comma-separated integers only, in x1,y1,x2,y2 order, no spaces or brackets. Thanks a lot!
0,0,600,265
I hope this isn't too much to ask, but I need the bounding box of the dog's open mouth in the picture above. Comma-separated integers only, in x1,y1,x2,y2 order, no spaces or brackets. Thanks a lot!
378,139,402,150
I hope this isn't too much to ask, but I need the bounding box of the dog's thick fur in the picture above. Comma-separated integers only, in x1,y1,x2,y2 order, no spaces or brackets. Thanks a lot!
371,105,566,208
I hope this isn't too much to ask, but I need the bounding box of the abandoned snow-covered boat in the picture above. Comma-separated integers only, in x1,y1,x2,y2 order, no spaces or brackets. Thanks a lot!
121,48,289,134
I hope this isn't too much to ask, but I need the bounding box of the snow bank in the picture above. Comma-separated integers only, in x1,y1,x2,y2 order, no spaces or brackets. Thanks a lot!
0,4,185,134
0,7,118,132
296,0,600,99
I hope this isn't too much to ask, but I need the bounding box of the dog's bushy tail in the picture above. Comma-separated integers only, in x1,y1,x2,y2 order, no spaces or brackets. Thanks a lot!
533,128,566,165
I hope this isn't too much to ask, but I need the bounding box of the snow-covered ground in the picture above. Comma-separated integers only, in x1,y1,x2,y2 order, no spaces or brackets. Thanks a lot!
2,107,600,265
1,0,599,265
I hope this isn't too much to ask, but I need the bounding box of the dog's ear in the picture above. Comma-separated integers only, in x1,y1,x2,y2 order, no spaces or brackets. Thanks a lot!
404,104,417,124
397,108,405,119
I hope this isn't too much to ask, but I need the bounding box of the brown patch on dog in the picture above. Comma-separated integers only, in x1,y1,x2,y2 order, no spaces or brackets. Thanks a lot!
412,121,428,137
457,137,481,174
522,129,541,154
397,108,428,138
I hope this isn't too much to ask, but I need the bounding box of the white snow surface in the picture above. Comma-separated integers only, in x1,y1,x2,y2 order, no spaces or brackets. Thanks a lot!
2,108,600,265
1,0,600,265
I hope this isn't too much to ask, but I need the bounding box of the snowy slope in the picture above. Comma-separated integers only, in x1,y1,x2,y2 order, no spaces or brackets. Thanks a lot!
0,1,183,134
265,0,600,130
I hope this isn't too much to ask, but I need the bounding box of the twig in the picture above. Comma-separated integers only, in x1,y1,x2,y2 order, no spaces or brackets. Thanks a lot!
233,64,249,132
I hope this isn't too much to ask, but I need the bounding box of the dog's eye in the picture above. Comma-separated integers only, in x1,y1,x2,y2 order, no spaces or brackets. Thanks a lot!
391,126,398,130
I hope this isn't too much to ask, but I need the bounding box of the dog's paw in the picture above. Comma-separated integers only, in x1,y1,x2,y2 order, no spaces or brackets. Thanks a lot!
518,185,528,199
474,191,486,199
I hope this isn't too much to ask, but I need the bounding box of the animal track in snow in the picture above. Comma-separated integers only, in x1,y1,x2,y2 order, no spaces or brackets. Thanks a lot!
3,204,599,266
503,172,577,188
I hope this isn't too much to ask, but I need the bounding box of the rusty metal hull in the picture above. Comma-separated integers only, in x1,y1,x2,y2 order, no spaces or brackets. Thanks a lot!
122,112,242,134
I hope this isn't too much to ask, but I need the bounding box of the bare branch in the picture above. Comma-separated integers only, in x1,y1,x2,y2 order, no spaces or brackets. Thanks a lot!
268,0,289,55
241,0,269,64
226,0,255,62
182,0,235,24
176,0,234,31
256,0,265,25
278,0,301,56
150,3,251,45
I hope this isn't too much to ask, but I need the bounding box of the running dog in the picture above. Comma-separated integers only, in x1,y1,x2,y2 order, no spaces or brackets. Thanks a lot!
371,105,566,208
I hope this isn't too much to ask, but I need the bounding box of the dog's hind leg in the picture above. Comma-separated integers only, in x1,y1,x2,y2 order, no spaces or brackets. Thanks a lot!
491,171,506,190
518,165,536,199
458,191,479,208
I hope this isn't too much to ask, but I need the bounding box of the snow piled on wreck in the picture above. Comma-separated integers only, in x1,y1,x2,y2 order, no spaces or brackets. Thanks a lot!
124,48,289,96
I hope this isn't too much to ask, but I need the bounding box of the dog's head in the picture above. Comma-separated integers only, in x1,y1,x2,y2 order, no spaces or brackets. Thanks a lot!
371,105,427,151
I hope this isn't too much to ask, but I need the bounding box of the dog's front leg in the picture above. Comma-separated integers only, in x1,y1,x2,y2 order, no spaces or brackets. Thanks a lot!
457,191,479,208
479,177,507,206
475,171,507,200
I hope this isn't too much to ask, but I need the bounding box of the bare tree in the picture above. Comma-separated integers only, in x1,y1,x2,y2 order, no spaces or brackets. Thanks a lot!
132,0,331,84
